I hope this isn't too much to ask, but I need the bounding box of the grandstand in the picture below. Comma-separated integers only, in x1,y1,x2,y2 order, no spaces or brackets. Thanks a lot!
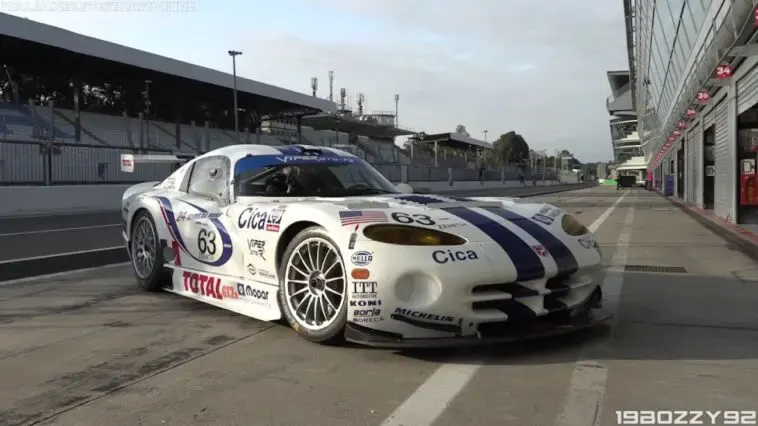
407,131,491,169
260,85,415,165
0,13,522,187
0,13,346,184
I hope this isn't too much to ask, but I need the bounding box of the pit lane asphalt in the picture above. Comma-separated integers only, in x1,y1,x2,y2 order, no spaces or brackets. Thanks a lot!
0,183,592,281
2,185,758,426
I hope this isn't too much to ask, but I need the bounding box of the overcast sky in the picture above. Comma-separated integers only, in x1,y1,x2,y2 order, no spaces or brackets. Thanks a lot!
4,0,628,162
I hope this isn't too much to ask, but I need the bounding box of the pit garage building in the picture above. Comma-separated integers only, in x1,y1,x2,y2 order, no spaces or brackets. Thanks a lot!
628,0,758,232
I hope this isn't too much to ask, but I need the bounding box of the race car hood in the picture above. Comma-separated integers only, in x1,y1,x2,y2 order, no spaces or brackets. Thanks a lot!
234,192,574,245
314,193,565,244
302,194,521,211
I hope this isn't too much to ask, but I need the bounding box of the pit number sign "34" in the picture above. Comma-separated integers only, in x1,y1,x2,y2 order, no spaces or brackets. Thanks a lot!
715,64,733,79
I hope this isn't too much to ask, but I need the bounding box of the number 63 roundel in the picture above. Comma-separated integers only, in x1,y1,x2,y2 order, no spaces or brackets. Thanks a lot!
390,212,435,226
197,228,217,259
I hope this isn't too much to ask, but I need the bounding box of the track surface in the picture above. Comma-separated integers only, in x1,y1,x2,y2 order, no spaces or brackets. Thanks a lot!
2,186,758,425
0,212,123,261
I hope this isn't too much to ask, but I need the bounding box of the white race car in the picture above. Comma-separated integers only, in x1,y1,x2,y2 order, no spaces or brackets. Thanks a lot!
120,144,610,347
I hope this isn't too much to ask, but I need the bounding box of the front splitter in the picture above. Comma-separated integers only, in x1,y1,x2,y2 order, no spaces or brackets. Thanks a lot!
344,307,614,349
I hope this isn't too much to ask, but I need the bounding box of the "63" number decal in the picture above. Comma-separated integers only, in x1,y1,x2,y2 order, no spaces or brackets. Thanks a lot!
197,229,217,255
391,212,435,225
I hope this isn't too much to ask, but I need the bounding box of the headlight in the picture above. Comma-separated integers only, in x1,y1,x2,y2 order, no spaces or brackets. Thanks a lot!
363,225,467,246
561,214,589,236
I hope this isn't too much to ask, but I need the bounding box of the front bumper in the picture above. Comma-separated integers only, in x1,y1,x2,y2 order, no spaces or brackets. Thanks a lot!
344,295,612,348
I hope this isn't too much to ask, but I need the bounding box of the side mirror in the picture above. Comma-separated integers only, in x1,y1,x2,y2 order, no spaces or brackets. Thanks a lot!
396,183,413,194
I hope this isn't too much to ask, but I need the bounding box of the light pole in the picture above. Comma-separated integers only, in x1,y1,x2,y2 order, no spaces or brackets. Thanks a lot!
542,151,546,181
483,130,488,142
394,94,399,127
228,50,242,142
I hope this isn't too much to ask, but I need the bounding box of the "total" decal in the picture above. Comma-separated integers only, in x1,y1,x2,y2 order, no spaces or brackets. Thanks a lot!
183,271,236,300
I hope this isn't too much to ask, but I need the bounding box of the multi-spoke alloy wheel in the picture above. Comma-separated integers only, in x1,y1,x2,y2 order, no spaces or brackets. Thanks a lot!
279,227,348,343
132,216,157,280
130,211,167,292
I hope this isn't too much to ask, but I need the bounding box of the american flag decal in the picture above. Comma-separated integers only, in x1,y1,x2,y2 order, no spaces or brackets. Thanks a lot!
339,210,388,226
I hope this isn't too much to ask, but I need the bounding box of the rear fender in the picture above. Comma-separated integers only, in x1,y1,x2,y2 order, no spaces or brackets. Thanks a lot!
125,195,172,251
123,181,160,204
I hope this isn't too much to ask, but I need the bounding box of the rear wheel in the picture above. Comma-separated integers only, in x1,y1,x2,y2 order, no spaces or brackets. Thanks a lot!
130,211,168,292
278,226,348,344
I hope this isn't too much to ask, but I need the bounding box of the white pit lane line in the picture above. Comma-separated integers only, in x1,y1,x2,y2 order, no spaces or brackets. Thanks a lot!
555,192,634,426
380,190,631,426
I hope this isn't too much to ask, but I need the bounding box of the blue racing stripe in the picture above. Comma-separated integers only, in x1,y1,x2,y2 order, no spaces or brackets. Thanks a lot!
395,195,545,281
234,154,356,175
273,145,304,154
482,207,578,275
394,195,443,204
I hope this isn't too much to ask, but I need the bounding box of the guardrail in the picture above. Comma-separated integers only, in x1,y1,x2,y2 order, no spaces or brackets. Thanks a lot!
0,139,560,185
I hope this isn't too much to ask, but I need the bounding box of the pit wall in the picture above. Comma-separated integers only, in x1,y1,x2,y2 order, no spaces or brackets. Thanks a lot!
0,180,566,217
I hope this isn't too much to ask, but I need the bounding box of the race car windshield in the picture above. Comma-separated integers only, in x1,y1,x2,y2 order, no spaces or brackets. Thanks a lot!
234,157,400,197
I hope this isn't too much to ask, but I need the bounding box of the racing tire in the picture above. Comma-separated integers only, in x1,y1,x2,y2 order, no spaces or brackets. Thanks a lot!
278,226,348,344
130,210,169,292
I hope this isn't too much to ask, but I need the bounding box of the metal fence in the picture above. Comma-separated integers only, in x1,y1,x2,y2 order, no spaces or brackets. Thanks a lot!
0,140,175,185
0,139,560,186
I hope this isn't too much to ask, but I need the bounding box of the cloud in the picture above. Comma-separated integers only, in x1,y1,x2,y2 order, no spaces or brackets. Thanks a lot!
239,0,628,161
4,0,628,161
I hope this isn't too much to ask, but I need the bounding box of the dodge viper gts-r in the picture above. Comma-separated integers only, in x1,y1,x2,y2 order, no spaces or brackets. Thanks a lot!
120,144,610,347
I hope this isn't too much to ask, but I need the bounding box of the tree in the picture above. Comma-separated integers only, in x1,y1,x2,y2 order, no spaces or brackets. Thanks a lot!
454,124,469,137
491,131,530,166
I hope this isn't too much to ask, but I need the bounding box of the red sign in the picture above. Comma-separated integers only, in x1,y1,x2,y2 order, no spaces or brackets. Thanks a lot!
696,90,710,104
754,6,758,27
668,136,677,142
686,109,697,118
677,121,686,129
673,130,681,136
715,64,734,79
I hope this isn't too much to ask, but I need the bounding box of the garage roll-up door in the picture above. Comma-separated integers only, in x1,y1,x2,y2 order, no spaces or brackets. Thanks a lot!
686,124,701,205
737,63,758,114
713,99,733,220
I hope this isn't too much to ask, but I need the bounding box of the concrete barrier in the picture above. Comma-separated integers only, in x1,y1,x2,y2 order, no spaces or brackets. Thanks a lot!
0,180,566,217
0,185,132,217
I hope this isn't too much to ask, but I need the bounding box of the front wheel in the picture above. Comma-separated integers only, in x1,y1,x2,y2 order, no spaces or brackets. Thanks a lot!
130,211,168,292
278,226,348,344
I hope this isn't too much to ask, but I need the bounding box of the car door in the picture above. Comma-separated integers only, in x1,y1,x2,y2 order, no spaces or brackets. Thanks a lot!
170,155,236,273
